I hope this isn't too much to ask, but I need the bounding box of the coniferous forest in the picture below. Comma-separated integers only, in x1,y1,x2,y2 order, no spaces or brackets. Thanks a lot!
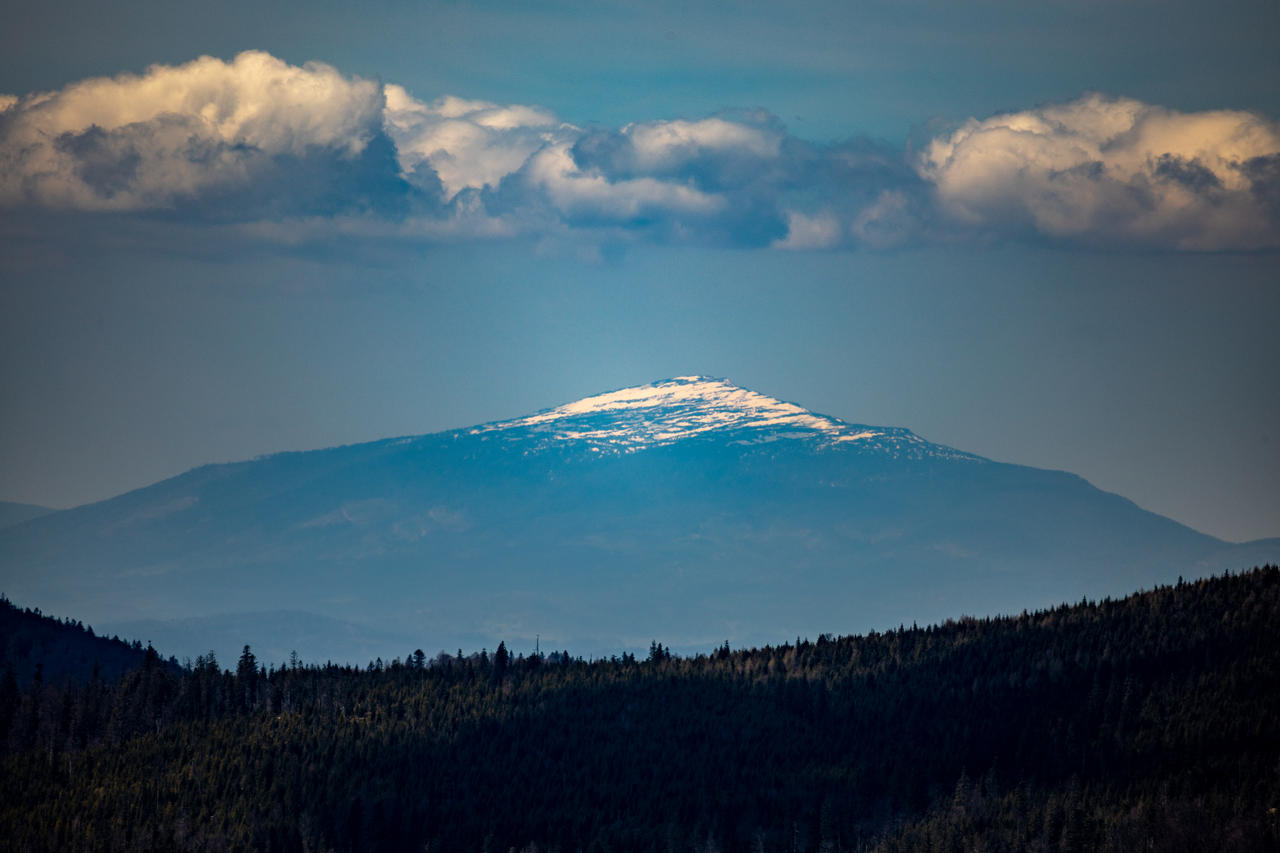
2,567,1278,852
0,596,176,689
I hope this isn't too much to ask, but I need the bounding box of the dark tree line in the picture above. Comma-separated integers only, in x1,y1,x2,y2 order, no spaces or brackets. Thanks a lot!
2,567,1278,851
0,594,172,688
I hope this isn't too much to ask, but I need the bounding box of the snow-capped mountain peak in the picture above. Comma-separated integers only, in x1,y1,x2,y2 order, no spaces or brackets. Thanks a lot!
471,376,897,453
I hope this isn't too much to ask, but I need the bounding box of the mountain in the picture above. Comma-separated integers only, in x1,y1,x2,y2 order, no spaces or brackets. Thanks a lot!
0,376,1272,661
0,502,55,531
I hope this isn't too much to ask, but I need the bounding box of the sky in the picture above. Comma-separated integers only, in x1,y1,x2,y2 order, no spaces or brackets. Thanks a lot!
0,0,1277,543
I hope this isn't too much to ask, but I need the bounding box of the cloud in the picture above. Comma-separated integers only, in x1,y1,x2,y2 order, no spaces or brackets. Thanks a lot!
0,51,406,217
919,93,1280,250
0,53,923,249
486,116,795,246
521,141,728,221
773,211,841,250
570,115,784,184
1,53,1275,253
383,86,571,199
522,115,918,247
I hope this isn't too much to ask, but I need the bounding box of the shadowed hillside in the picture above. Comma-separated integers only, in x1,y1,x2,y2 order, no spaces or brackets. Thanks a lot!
2,566,1276,851
0,595,166,688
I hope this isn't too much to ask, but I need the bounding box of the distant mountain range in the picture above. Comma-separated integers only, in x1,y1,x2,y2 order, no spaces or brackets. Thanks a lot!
0,502,54,531
1,377,1274,664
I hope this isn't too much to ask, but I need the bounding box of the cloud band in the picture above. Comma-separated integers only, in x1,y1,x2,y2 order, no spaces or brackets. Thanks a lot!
1,52,1276,252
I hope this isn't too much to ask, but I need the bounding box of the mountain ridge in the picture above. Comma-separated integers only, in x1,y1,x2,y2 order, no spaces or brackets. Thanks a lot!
0,501,56,531
0,377,1274,663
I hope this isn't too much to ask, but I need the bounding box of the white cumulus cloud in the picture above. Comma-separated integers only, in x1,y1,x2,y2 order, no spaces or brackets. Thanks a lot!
614,116,783,173
919,93,1280,250
0,51,386,211
772,211,842,250
1,53,1274,254
383,85,572,199
520,141,727,222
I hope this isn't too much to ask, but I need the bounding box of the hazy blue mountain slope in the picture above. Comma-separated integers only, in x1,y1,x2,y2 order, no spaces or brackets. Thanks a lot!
0,502,55,531
0,377,1272,660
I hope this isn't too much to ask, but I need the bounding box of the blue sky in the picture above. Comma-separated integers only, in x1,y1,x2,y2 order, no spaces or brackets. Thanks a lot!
0,0,1277,541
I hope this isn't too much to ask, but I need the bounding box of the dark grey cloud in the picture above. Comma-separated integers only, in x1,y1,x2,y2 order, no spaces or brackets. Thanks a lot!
53,125,144,199
472,115,931,249
41,120,422,222
1241,154,1280,221
1153,155,1223,193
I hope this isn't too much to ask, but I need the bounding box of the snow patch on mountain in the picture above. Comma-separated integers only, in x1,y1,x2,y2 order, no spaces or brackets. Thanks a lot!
470,376,978,461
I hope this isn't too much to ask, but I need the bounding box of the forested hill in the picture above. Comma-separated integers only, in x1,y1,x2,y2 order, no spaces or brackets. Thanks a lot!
3,567,1279,852
0,595,169,688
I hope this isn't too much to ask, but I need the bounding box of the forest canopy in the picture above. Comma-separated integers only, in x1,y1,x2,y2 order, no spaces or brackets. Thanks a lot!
2,567,1278,851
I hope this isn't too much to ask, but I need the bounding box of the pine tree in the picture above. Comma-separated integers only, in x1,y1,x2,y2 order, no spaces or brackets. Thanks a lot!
236,645,257,710
494,642,510,686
